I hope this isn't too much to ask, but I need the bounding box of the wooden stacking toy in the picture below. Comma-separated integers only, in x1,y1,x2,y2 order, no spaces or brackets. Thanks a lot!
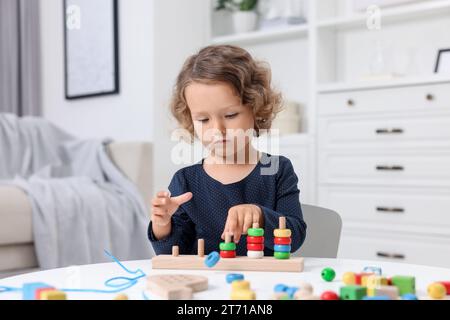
246,222,264,259
220,233,236,258
151,238,304,272
273,217,291,259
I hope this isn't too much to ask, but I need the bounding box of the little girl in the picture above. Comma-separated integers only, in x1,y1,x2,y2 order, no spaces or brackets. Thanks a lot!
148,45,307,256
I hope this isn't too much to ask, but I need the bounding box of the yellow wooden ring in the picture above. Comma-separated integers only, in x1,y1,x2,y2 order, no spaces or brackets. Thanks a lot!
273,229,291,238
231,280,250,291
231,289,256,300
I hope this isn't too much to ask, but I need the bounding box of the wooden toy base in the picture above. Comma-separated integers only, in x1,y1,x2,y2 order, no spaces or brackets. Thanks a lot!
152,255,304,273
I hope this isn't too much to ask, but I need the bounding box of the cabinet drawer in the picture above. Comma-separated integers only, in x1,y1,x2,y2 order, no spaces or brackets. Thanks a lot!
338,229,450,268
318,186,450,235
318,114,450,149
319,151,450,187
318,83,450,116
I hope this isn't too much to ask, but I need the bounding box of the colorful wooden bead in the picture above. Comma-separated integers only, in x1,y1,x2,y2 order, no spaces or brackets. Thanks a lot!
114,293,129,300
438,281,450,294
230,289,256,300
321,291,339,300
286,287,299,298
273,229,291,238
247,243,264,251
321,267,336,282
297,281,313,294
231,280,250,291
356,272,373,285
220,250,236,258
247,250,264,259
402,293,418,300
40,290,67,300
274,244,291,252
391,275,416,295
427,282,446,299
274,251,290,259
204,251,220,268
274,284,289,292
247,228,264,237
342,272,356,285
367,285,399,300
246,236,264,244
365,275,388,288
226,273,244,284
340,285,367,300
274,237,292,245
36,287,56,300
219,242,237,251
22,282,52,300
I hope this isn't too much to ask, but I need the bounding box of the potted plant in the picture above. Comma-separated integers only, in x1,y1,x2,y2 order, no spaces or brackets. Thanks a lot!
216,0,259,34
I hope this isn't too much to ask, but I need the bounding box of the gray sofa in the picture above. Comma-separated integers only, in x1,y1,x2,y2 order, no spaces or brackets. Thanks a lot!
0,142,153,278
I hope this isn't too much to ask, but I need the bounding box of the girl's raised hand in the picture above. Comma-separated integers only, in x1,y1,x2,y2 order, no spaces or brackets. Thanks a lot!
221,204,264,243
151,190,193,226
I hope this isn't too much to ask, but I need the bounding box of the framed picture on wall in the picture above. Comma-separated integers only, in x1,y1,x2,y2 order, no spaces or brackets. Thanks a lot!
435,49,450,75
64,0,119,99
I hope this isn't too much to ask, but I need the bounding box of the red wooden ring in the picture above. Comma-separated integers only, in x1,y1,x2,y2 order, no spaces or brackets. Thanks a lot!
246,236,264,244
247,243,264,251
220,250,236,258
274,237,291,245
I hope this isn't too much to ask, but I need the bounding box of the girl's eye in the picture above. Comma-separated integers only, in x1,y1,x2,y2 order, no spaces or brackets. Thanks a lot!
197,119,209,123
225,113,238,119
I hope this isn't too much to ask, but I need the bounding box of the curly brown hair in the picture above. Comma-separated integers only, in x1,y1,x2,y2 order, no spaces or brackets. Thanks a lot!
170,45,283,139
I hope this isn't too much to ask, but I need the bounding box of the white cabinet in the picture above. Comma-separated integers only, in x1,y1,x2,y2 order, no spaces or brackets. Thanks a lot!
317,81,450,267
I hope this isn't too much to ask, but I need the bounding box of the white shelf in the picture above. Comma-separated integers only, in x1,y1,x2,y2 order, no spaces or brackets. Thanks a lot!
317,0,450,30
317,75,450,93
211,24,308,45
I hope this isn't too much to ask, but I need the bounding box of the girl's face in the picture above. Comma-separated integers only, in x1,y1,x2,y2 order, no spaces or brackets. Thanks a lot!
185,81,255,161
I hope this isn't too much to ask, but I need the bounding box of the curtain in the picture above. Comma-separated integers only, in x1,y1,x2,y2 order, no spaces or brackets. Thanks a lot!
0,0,41,116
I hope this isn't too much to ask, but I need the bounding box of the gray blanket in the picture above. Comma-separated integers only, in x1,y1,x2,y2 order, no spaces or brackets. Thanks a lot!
0,113,153,269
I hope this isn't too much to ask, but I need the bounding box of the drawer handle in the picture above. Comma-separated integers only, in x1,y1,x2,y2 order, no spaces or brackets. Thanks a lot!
376,251,405,260
376,206,405,213
375,128,404,135
347,99,355,107
426,93,435,101
376,165,404,171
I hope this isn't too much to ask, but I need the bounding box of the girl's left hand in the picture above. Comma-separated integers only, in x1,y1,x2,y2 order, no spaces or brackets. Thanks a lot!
221,204,264,243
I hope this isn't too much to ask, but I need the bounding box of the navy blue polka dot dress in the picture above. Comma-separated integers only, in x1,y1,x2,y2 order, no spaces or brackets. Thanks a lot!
148,153,307,256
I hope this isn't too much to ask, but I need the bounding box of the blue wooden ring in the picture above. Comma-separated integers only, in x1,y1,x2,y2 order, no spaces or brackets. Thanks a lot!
204,251,220,268
274,284,289,292
226,273,244,284
274,244,291,252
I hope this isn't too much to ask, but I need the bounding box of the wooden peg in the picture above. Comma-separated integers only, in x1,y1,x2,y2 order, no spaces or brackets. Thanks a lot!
279,216,286,229
225,232,232,243
252,222,259,229
198,239,205,257
172,245,179,257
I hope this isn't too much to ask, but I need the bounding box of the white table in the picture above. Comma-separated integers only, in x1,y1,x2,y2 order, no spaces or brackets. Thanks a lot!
1,258,449,300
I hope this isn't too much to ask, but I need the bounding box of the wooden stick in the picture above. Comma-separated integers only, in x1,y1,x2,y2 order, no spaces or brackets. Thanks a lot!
197,239,205,257
279,216,286,229
252,222,259,229
225,233,232,243
172,245,179,257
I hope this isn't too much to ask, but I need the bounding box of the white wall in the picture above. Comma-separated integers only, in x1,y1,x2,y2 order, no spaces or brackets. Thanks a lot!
40,0,154,141
151,0,210,193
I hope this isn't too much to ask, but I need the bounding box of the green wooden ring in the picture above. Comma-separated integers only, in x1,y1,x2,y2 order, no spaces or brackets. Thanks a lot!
274,251,291,260
219,242,237,251
247,228,264,237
